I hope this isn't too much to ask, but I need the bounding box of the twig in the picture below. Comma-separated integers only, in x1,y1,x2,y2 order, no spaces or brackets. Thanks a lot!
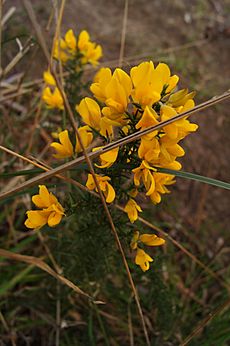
119,0,129,67
180,297,230,345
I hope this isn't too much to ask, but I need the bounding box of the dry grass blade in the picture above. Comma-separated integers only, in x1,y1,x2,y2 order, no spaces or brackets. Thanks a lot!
1,38,33,77
180,297,230,346
119,0,128,67
0,248,104,302
1,89,230,202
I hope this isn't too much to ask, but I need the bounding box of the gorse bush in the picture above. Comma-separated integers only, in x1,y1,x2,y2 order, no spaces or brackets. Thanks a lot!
25,28,198,273
1,3,230,344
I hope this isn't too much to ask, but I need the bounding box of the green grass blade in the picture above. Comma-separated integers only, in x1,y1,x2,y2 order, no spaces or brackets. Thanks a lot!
158,168,230,190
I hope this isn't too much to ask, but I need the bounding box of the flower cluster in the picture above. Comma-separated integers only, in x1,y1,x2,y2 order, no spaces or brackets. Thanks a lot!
50,128,93,158
131,231,165,271
26,30,199,272
53,29,102,66
25,185,64,229
42,70,64,110
42,29,102,110
74,61,198,222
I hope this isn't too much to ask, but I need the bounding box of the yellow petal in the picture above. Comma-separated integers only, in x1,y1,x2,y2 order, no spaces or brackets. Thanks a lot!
105,182,115,203
135,248,153,272
139,234,165,246
25,210,49,229
43,70,56,86
48,211,63,227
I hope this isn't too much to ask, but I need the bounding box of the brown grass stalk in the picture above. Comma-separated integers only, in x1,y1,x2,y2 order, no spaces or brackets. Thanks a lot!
180,297,230,345
119,0,129,67
0,248,100,301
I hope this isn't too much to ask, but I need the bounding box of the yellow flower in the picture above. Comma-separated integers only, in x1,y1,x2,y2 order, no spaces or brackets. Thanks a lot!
76,97,113,138
130,61,161,107
124,198,142,223
90,67,132,125
159,136,185,164
75,126,93,153
160,104,198,140
102,69,132,124
64,29,77,51
90,67,112,102
93,146,119,169
25,185,65,229
86,174,115,203
132,160,156,196
50,130,74,159
130,231,165,271
136,106,159,132
131,230,165,249
42,87,64,110
136,106,159,157
43,70,56,86
138,136,160,164
53,29,77,63
130,61,179,108
76,97,102,130
135,248,153,272
167,88,196,109
53,38,69,62
78,30,102,66
149,173,175,204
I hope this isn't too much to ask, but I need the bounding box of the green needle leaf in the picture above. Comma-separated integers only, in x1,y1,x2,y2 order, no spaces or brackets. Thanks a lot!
157,168,230,190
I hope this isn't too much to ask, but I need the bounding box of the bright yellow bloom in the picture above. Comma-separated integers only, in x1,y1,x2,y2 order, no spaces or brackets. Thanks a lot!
93,146,119,169
75,126,93,153
130,231,165,271
132,160,156,196
86,174,115,203
160,104,198,140
136,106,159,158
149,173,175,204
76,97,102,130
90,67,132,125
167,88,196,109
159,135,185,164
50,130,74,159
42,87,64,110
136,106,159,133
138,136,160,164
102,69,132,124
43,70,56,86
78,30,102,66
64,29,77,51
130,61,161,106
131,231,165,250
124,198,142,223
53,29,77,63
25,185,65,229
130,61,179,108
76,97,113,138
90,67,112,102
135,248,153,272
